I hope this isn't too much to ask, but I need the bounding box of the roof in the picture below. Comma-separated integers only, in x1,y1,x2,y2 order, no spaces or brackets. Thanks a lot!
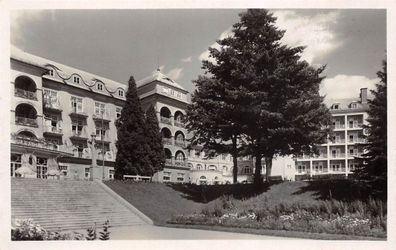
136,69,187,92
11,45,127,99
325,97,369,112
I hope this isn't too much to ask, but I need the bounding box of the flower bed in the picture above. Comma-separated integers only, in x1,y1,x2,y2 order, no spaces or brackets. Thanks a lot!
168,196,386,238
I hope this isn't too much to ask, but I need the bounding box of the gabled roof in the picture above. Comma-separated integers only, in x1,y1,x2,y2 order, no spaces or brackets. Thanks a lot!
11,45,127,98
137,69,187,92
325,97,369,111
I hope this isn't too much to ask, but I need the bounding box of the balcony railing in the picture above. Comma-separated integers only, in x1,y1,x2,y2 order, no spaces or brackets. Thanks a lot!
15,116,38,127
93,111,111,121
175,161,186,167
160,116,172,125
348,123,363,129
43,125,63,134
165,159,172,166
162,138,172,145
95,133,111,142
174,121,186,128
175,140,185,148
348,138,366,143
71,128,88,139
10,134,72,155
15,88,37,100
331,139,345,144
43,98,62,111
69,107,88,117
330,153,346,158
331,124,345,129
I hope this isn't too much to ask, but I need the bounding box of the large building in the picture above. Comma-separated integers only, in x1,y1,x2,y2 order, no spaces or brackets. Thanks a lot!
11,47,286,183
295,88,369,180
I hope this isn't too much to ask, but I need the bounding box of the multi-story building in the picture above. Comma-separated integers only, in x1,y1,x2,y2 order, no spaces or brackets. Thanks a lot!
10,46,294,183
295,88,369,180
11,46,126,180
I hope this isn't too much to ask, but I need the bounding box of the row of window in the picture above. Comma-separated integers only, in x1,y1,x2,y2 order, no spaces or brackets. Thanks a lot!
163,171,185,182
331,102,360,110
46,71,125,97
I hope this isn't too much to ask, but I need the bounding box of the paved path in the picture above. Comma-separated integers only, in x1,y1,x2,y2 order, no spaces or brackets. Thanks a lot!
109,225,292,240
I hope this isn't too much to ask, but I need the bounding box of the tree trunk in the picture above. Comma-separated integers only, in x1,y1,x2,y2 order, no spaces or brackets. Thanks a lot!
232,136,238,184
254,153,262,184
265,156,273,182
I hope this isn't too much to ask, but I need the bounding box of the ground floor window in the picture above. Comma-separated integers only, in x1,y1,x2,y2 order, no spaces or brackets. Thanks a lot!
177,173,184,182
109,169,115,179
36,157,48,179
59,165,68,176
10,154,22,177
331,164,341,172
85,168,90,179
163,171,171,181
199,176,207,185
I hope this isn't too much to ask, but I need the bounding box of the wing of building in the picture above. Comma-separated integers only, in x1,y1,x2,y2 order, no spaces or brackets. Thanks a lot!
10,46,367,184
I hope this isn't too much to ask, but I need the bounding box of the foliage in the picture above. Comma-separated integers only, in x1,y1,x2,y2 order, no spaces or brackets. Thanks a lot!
170,197,387,238
187,9,331,184
356,60,387,198
11,219,111,241
145,105,166,175
115,76,152,178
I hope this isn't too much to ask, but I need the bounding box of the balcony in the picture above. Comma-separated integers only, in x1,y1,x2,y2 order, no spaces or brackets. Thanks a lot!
175,161,186,167
330,153,346,159
348,123,363,129
69,108,88,118
14,88,37,100
174,121,186,128
160,116,172,125
331,124,345,130
70,128,88,140
162,138,172,145
43,126,63,136
15,116,38,127
93,111,111,122
95,133,111,143
165,159,172,166
43,99,62,112
330,139,345,144
175,140,186,148
348,138,366,144
11,134,72,156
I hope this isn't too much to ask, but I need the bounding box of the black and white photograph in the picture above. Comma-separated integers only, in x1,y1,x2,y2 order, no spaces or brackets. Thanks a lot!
0,1,394,249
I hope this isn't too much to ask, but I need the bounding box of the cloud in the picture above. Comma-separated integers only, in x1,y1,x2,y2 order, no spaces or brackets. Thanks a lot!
181,56,192,63
320,75,378,103
273,10,342,64
166,67,184,80
198,26,233,62
11,10,55,47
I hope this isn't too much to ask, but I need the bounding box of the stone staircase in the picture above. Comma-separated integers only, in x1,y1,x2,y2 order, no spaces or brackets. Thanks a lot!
11,178,148,231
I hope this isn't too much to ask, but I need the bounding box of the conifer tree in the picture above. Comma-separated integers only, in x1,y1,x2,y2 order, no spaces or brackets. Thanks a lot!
189,9,331,184
115,76,151,179
356,60,387,198
145,105,166,175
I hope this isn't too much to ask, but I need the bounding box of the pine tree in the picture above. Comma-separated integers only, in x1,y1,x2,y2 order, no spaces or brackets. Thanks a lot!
99,220,110,240
115,76,151,179
189,9,331,184
145,105,166,175
356,60,387,198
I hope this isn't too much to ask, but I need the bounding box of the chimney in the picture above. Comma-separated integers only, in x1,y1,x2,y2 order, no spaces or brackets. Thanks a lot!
360,88,368,104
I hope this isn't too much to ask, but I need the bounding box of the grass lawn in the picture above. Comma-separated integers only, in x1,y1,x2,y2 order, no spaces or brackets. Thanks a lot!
104,179,385,240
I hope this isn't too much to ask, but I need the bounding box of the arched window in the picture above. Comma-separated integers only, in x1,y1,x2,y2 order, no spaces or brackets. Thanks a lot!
174,111,185,127
14,76,37,100
196,164,203,170
199,176,207,185
161,128,172,145
15,103,38,127
17,131,36,139
174,131,185,147
160,107,172,125
175,151,185,161
96,82,104,91
208,165,217,171
222,166,228,172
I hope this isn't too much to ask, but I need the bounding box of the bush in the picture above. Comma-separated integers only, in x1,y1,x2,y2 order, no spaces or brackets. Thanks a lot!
11,219,111,241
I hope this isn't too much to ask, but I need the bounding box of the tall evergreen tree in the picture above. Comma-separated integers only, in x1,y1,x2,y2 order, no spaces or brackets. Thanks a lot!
115,76,151,179
189,9,331,184
145,105,166,175
356,60,387,197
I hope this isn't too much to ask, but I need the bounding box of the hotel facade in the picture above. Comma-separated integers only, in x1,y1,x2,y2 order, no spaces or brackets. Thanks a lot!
11,47,278,184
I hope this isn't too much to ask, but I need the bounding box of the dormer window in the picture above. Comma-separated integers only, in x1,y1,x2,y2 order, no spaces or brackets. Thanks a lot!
97,82,104,91
350,103,358,109
118,89,124,97
73,76,80,84
332,104,339,110
48,69,54,76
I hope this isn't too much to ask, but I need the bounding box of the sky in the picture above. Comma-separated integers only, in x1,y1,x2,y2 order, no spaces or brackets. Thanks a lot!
10,9,386,101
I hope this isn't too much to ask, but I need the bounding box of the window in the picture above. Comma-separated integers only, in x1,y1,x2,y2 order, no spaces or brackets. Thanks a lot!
71,118,84,135
177,173,184,182
59,165,68,176
109,169,115,179
43,89,58,106
116,107,122,119
351,103,358,109
36,157,48,179
332,164,340,172
118,89,124,97
44,113,60,130
85,168,90,178
71,96,83,113
244,166,252,174
349,135,354,142
94,102,106,116
73,76,80,84
163,171,171,181
332,104,339,110
73,141,86,158
48,69,54,76
97,83,104,91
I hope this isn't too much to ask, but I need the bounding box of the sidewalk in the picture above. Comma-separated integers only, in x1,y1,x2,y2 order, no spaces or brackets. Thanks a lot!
108,225,291,240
